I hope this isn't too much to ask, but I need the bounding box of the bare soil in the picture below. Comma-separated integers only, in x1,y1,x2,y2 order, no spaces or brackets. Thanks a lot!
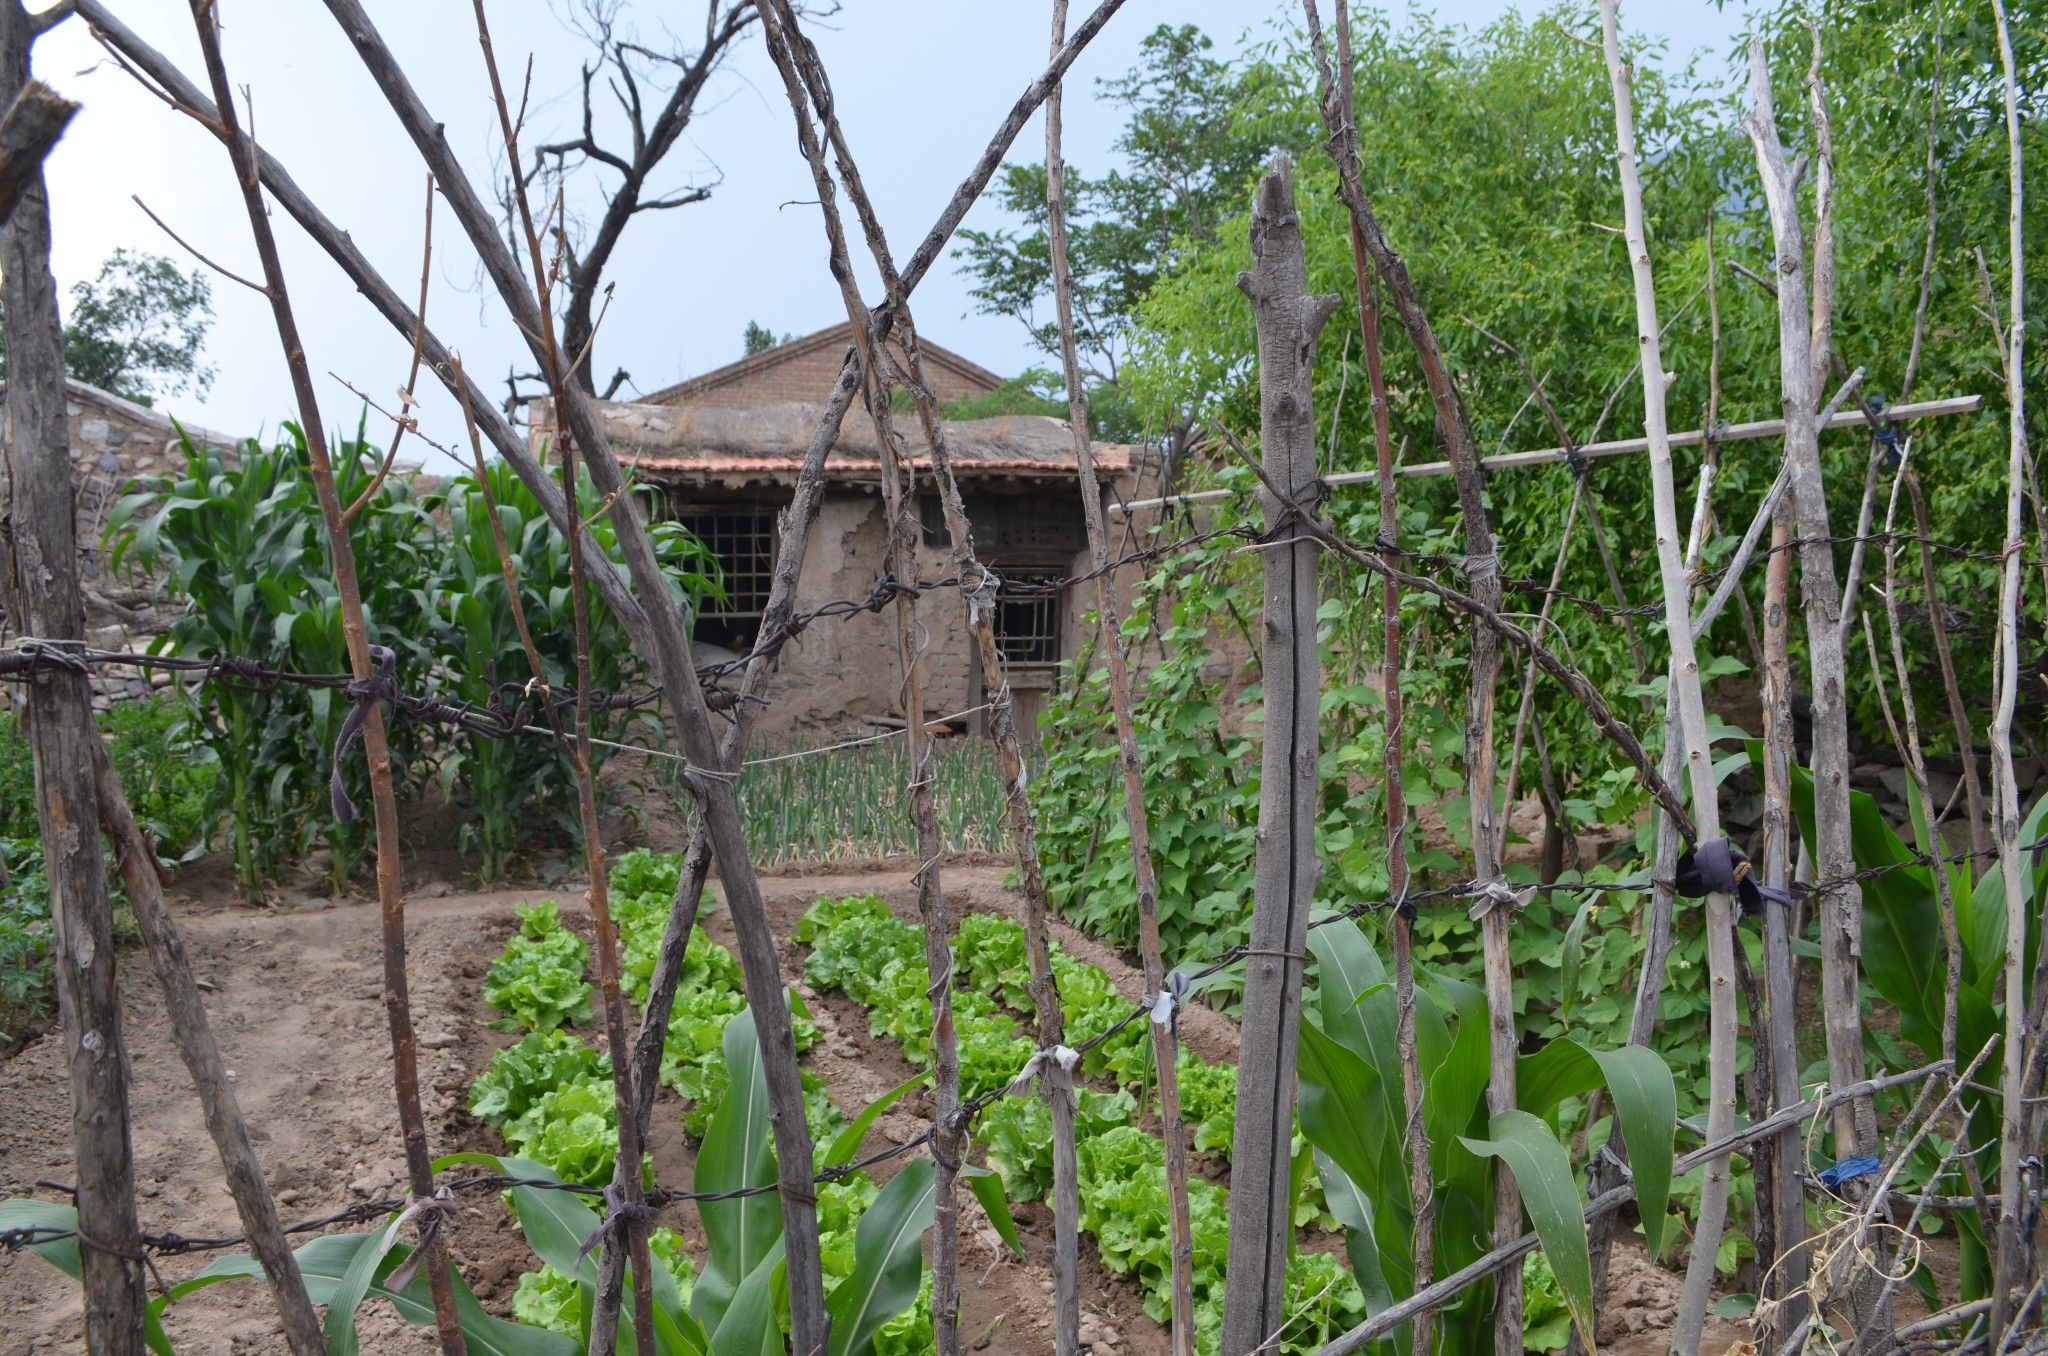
0,856,1742,1354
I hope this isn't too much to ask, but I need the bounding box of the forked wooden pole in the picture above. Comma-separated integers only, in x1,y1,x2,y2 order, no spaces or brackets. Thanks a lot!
0,6,147,1349
1221,153,1338,1356
311,3,835,1338
1596,10,1737,1350
183,3,466,1349
1742,32,1876,1169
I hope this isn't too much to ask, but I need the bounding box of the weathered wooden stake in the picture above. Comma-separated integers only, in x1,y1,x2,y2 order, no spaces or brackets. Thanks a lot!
1742,33,1876,1169
184,4,467,1348
0,6,147,1350
1221,154,1337,1356
1040,1,1125,1347
1597,10,1738,1350
1987,0,2034,1337
91,741,325,1356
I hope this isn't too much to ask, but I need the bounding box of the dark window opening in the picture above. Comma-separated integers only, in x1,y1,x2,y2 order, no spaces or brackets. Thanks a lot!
674,504,776,652
995,575,1060,667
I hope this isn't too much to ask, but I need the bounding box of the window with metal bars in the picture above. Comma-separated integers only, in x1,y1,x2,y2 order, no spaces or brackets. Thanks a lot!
994,575,1060,666
672,503,777,650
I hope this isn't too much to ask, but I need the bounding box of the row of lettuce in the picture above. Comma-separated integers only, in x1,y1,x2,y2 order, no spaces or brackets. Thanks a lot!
799,894,1369,1355
469,850,937,1353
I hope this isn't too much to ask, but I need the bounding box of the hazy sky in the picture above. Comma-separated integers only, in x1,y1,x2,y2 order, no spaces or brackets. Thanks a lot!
29,1,1749,470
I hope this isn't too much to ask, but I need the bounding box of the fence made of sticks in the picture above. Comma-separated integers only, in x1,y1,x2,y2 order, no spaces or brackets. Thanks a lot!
0,2,2043,1356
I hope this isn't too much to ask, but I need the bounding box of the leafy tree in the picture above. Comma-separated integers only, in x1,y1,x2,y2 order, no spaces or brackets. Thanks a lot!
955,24,1270,453
0,248,214,406
741,319,791,356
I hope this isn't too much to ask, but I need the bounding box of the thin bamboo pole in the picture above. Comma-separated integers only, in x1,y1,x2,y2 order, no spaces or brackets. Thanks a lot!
183,4,465,1348
1040,2,1130,1348
465,12,654,1342
1596,14,1737,1349
1109,396,1983,519
1337,4,1433,1347
1987,0,2033,1337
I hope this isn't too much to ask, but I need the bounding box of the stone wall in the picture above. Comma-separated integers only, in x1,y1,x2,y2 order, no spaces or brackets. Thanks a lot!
1,380,237,708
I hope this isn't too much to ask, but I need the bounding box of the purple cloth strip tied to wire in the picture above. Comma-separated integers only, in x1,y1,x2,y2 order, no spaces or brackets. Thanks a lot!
1676,837,1796,919
577,1182,664,1266
331,645,398,824
1816,1155,1882,1190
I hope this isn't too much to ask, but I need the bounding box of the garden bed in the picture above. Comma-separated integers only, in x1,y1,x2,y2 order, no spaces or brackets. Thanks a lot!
0,853,1753,1355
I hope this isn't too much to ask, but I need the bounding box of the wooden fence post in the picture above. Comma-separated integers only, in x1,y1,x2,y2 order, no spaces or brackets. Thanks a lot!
1221,154,1338,1356
0,6,148,1350
1597,9,1740,1346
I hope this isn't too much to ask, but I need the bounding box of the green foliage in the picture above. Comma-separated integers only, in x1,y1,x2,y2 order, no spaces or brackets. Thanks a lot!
0,699,212,1041
96,699,217,862
469,1028,612,1130
483,901,594,1033
1295,917,1679,1356
421,463,715,882
110,426,439,896
806,897,1354,1355
111,430,715,892
0,838,52,1042
742,320,792,356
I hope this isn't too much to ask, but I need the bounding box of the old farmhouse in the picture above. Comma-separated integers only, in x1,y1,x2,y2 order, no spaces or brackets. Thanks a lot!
538,324,1159,743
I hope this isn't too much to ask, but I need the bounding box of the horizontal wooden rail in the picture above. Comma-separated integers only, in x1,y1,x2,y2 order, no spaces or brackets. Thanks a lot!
1111,393,1985,518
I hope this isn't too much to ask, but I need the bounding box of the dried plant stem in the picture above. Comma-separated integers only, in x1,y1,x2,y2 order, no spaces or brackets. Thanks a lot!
1597,13,1736,1350
746,10,967,1345
1294,8,1515,1348
1987,0,2034,1338
182,3,465,1349
1339,2,1432,1347
1905,471,1988,865
1039,1,1126,1348
466,14,654,1344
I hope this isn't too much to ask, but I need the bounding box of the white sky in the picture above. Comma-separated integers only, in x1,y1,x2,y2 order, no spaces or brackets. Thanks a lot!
28,1,1746,471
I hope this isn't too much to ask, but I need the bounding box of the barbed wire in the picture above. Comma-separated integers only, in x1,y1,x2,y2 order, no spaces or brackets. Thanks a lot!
17,824,2038,1265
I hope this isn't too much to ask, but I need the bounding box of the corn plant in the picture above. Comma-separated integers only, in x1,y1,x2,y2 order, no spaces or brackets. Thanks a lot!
1295,916,1677,1356
108,425,436,897
422,462,716,881
1771,752,2048,1301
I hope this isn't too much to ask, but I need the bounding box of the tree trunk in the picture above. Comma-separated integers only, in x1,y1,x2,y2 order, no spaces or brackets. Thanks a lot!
1221,154,1338,1356
0,7,147,1349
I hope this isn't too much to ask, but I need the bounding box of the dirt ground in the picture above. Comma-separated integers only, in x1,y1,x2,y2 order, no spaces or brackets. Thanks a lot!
0,855,1741,1354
